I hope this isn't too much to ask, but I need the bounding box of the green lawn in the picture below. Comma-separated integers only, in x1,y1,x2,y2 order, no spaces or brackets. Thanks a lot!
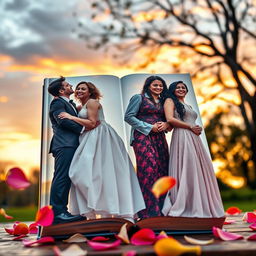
223,200,256,212
0,206,37,223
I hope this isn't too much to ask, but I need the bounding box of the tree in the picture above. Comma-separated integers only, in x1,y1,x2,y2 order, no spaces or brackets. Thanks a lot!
76,0,256,177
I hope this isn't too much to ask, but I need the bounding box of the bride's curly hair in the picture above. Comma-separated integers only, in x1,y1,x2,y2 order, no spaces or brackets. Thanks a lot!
167,81,188,121
75,81,102,100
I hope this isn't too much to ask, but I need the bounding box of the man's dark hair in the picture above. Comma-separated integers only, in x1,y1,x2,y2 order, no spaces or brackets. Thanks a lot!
48,76,65,96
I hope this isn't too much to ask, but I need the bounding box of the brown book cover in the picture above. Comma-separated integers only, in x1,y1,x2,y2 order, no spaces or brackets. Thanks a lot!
39,216,225,239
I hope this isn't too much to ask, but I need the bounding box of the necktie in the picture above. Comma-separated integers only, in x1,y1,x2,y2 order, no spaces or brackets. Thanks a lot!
69,99,77,113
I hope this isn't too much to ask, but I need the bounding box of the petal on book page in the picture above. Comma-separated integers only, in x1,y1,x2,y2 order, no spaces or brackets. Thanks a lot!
28,223,38,234
5,167,31,190
152,176,176,198
116,223,130,244
13,223,29,236
35,205,54,226
22,236,55,247
156,231,169,240
249,223,256,231
63,233,87,243
87,239,121,251
4,227,14,235
13,234,27,240
91,236,110,241
223,220,236,225
243,212,256,223
131,228,156,245
247,234,256,241
123,250,137,256
154,237,201,256
0,208,14,219
212,227,243,241
184,235,214,245
53,244,87,256
225,206,242,215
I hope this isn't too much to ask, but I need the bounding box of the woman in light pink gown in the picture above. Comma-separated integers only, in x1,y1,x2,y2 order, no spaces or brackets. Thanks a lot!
162,81,224,218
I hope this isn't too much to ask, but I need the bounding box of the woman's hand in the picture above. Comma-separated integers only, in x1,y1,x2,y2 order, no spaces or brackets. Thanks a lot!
157,122,170,132
58,112,73,120
152,123,159,132
190,125,202,136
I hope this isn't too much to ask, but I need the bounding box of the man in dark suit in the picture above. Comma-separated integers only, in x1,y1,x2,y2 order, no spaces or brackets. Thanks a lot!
48,77,87,224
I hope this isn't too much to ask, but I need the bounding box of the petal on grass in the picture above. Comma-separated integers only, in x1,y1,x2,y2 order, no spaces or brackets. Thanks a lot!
212,227,243,241
184,235,214,245
13,223,29,236
225,207,242,215
87,239,121,251
154,237,201,256
116,223,130,244
53,244,87,256
35,205,54,226
5,167,31,190
0,208,13,219
22,236,55,247
63,233,87,243
152,176,176,198
130,228,156,246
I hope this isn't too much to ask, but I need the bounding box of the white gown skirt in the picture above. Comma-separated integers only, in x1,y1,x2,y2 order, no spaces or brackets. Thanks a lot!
69,121,145,219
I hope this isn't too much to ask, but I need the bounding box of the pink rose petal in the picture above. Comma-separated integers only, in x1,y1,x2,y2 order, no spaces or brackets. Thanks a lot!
91,236,110,241
123,250,137,256
35,205,54,226
13,234,27,240
87,239,121,251
22,236,55,247
5,167,31,190
131,228,156,245
156,231,169,240
245,212,256,223
249,223,256,231
29,223,38,234
4,228,14,235
212,227,244,241
248,234,256,241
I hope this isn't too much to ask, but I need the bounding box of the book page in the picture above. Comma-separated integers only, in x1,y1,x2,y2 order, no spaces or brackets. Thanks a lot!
40,75,125,207
120,73,210,166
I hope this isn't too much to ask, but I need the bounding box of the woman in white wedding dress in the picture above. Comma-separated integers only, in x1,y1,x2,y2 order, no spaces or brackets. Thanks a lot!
58,81,145,222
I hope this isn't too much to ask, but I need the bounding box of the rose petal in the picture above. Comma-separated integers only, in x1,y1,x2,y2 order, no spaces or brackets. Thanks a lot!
0,208,14,219
5,167,31,190
225,206,242,215
35,205,54,226
156,231,169,240
29,223,38,234
87,239,121,251
184,235,214,245
13,223,29,236
116,223,130,244
248,234,256,241
152,176,176,198
4,227,14,235
243,212,256,223
13,234,27,240
63,233,87,243
22,236,55,247
91,236,110,241
154,237,201,256
249,223,256,231
131,228,156,245
212,227,243,241
53,244,87,256
123,250,137,256
224,220,236,225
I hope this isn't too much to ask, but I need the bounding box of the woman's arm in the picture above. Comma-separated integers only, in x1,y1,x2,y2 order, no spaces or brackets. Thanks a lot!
164,99,201,135
58,99,99,130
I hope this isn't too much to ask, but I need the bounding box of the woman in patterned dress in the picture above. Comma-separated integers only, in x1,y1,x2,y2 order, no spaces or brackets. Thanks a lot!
125,76,170,219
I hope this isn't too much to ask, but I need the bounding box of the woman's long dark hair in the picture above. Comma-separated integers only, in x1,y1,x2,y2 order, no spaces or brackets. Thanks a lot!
141,75,168,105
167,81,188,120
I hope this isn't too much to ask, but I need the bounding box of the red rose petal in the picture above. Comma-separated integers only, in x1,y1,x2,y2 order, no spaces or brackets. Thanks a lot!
29,223,38,234
22,236,55,247
212,227,243,241
87,239,121,251
249,223,256,231
35,205,54,226
4,227,14,235
225,207,242,215
248,234,256,240
131,228,156,245
91,236,110,241
224,220,236,225
13,234,27,240
13,223,29,236
5,167,31,190
245,212,256,223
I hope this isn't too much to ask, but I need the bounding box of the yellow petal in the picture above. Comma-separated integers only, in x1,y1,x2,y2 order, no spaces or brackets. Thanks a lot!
184,235,214,245
63,233,87,243
154,237,201,256
152,176,176,198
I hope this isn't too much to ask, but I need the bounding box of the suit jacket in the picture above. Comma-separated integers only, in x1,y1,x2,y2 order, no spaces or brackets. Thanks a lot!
49,97,83,154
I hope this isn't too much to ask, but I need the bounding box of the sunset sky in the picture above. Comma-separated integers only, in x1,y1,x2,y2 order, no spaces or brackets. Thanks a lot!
0,0,255,189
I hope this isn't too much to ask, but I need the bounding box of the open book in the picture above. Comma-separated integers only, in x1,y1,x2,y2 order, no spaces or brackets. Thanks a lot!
39,216,225,239
40,73,211,208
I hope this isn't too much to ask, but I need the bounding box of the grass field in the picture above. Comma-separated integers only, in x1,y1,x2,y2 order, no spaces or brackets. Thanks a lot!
1,200,256,224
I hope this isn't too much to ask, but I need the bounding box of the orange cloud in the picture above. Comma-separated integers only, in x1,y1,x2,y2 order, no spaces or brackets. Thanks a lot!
132,10,166,22
0,96,9,103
